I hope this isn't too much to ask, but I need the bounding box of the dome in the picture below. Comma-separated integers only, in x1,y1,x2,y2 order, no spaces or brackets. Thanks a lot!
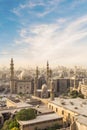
41,84,47,92
19,70,32,80
38,74,45,79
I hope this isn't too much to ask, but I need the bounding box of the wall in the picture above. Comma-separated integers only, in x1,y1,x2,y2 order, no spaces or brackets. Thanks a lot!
75,121,87,130
19,118,63,130
17,81,31,94
48,102,76,125
80,84,87,98
6,98,17,108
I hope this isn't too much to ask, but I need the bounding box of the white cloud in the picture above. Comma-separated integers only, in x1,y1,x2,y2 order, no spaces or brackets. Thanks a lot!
12,8,21,16
0,51,9,55
1,15,87,67
12,0,45,16
12,0,64,17
11,15,87,67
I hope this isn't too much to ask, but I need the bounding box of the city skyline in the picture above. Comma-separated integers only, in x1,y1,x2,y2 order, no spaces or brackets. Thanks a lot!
0,0,87,67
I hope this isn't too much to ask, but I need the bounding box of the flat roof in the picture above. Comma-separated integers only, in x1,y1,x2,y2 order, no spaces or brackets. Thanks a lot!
49,98,87,116
7,97,20,103
18,113,62,125
34,105,53,114
16,102,32,108
7,97,32,108
76,115,87,126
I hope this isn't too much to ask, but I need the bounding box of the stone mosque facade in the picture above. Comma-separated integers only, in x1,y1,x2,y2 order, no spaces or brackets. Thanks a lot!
10,59,55,99
10,58,32,94
33,61,55,100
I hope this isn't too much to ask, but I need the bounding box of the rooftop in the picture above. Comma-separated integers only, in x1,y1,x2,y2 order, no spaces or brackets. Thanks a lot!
18,113,62,125
35,105,53,114
49,98,87,126
76,115,87,126
7,97,32,108
50,98,87,116
7,97,20,103
15,102,32,108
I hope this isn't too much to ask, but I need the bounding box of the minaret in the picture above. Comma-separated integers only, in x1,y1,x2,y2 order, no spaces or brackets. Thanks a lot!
36,66,39,79
50,80,55,101
10,58,14,94
10,58,14,79
47,61,49,84
49,69,52,78
74,67,76,89
34,66,38,96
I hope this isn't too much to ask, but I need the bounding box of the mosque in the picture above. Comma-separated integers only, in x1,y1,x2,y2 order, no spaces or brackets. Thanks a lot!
10,58,55,100
33,61,55,100
10,58,33,95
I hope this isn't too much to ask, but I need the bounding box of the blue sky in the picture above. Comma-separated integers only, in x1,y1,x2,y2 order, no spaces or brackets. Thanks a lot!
0,0,87,67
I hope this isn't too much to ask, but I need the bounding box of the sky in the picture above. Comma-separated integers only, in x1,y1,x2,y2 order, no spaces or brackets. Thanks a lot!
0,0,87,68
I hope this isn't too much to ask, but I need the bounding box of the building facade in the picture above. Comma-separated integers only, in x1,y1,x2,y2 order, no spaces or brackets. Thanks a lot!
48,98,87,130
10,58,32,94
18,113,63,130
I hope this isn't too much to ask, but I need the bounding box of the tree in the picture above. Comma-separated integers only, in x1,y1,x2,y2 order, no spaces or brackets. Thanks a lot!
70,90,78,98
9,119,19,129
16,108,36,121
2,118,19,130
11,127,20,130
70,90,84,98
2,119,11,130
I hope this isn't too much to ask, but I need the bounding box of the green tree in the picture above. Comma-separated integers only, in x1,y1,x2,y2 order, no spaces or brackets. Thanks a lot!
2,118,19,130
9,119,19,129
70,90,78,98
70,90,84,98
11,127,20,130
16,108,36,121
2,119,11,130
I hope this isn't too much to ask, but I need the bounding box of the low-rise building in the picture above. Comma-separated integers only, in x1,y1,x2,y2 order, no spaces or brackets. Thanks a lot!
10,58,33,95
78,79,87,98
6,97,32,108
18,113,63,130
53,78,79,96
48,97,87,130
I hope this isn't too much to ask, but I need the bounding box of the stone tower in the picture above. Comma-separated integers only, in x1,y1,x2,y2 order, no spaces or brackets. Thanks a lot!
34,66,38,96
74,67,77,89
50,80,55,101
49,69,52,78
10,58,14,94
47,61,49,85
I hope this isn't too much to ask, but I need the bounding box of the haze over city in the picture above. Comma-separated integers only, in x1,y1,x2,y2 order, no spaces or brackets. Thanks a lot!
1,0,87,67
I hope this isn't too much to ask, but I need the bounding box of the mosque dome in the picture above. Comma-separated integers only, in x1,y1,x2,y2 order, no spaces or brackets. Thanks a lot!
19,70,32,80
41,84,47,92
59,72,64,78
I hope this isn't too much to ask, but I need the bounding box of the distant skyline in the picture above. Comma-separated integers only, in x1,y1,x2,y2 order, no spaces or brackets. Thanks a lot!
1,0,87,67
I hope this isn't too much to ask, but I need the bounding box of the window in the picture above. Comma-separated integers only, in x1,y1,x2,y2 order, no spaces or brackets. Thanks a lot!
20,86,22,89
52,106,53,110
62,110,64,115
56,108,58,112
49,105,51,109
68,113,70,118
72,117,74,121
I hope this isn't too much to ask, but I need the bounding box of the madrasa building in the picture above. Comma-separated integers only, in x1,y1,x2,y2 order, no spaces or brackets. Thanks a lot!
10,58,55,98
10,58,33,94
33,61,55,100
